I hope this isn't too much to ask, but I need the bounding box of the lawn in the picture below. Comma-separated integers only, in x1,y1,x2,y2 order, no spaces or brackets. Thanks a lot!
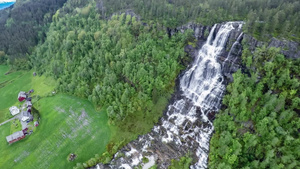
0,65,25,84
0,94,111,169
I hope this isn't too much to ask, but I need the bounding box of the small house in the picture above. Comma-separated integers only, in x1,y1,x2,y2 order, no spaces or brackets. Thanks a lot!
18,91,27,102
9,106,20,116
34,121,39,127
6,131,25,144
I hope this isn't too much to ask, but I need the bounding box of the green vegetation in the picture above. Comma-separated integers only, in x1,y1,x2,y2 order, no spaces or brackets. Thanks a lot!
0,70,55,122
209,46,300,168
0,0,299,69
98,0,300,41
0,94,110,169
10,119,22,133
0,65,25,84
0,0,68,69
31,0,190,150
0,63,110,169
168,154,193,169
0,0,299,168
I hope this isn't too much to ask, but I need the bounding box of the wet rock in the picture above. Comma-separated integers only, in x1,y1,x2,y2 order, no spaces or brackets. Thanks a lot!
207,111,216,121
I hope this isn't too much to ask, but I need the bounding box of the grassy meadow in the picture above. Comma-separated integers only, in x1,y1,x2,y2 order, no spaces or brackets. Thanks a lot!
0,65,25,85
0,67,111,168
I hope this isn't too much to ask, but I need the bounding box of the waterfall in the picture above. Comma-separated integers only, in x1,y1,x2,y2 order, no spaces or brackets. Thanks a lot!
98,22,244,169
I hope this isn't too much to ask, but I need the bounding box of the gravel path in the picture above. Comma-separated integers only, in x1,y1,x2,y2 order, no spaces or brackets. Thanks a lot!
0,116,17,126
0,113,27,129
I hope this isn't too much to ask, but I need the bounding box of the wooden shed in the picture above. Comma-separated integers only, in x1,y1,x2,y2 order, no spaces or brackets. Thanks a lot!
6,131,25,144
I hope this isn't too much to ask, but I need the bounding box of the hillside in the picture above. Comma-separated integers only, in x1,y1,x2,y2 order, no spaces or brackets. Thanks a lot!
0,0,299,168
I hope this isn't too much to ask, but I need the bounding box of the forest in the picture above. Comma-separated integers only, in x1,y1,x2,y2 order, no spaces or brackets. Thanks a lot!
0,0,299,70
209,46,300,168
30,0,191,149
0,0,67,69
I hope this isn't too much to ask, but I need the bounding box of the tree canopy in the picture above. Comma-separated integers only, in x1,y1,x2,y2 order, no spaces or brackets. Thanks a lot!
209,46,300,168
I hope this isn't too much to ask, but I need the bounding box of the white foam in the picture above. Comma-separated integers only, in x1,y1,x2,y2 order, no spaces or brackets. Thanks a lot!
126,148,137,157
142,156,155,169
120,164,131,169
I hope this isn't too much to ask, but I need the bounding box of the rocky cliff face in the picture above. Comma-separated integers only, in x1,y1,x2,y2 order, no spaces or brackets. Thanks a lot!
169,22,245,84
243,34,300,59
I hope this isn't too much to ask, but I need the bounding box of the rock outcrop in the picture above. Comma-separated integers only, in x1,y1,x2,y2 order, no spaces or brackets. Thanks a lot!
243,34,300,59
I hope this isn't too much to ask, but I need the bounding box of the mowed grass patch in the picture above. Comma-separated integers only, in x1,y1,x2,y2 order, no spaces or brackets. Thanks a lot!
0,70,55,122
0,65,25,84
0,94,110,169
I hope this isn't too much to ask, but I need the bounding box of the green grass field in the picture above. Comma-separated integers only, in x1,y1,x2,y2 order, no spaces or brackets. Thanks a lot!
0,94,111,169
0,65,25,84
0,67,111,169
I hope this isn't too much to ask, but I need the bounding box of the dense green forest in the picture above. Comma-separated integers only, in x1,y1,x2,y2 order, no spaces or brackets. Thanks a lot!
1,0,300,69
95,0,300,41
0,0,67,69
31,1,190,140
209,46,300,168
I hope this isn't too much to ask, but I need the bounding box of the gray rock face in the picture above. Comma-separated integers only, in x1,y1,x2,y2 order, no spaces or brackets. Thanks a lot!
268,38,300,59
167,22,211,41
243,34,300,59
219,27,244,83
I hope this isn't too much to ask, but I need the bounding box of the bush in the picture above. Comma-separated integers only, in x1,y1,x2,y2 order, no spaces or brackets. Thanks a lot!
87,158,97,167
142,156,149,163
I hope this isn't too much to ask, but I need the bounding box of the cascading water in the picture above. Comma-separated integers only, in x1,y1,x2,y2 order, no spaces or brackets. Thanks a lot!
97,22,243,169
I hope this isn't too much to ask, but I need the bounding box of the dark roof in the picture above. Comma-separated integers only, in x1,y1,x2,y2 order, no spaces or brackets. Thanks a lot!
6,131,24,142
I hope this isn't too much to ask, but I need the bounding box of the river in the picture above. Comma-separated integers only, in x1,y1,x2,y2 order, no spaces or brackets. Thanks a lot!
0,1,15,10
